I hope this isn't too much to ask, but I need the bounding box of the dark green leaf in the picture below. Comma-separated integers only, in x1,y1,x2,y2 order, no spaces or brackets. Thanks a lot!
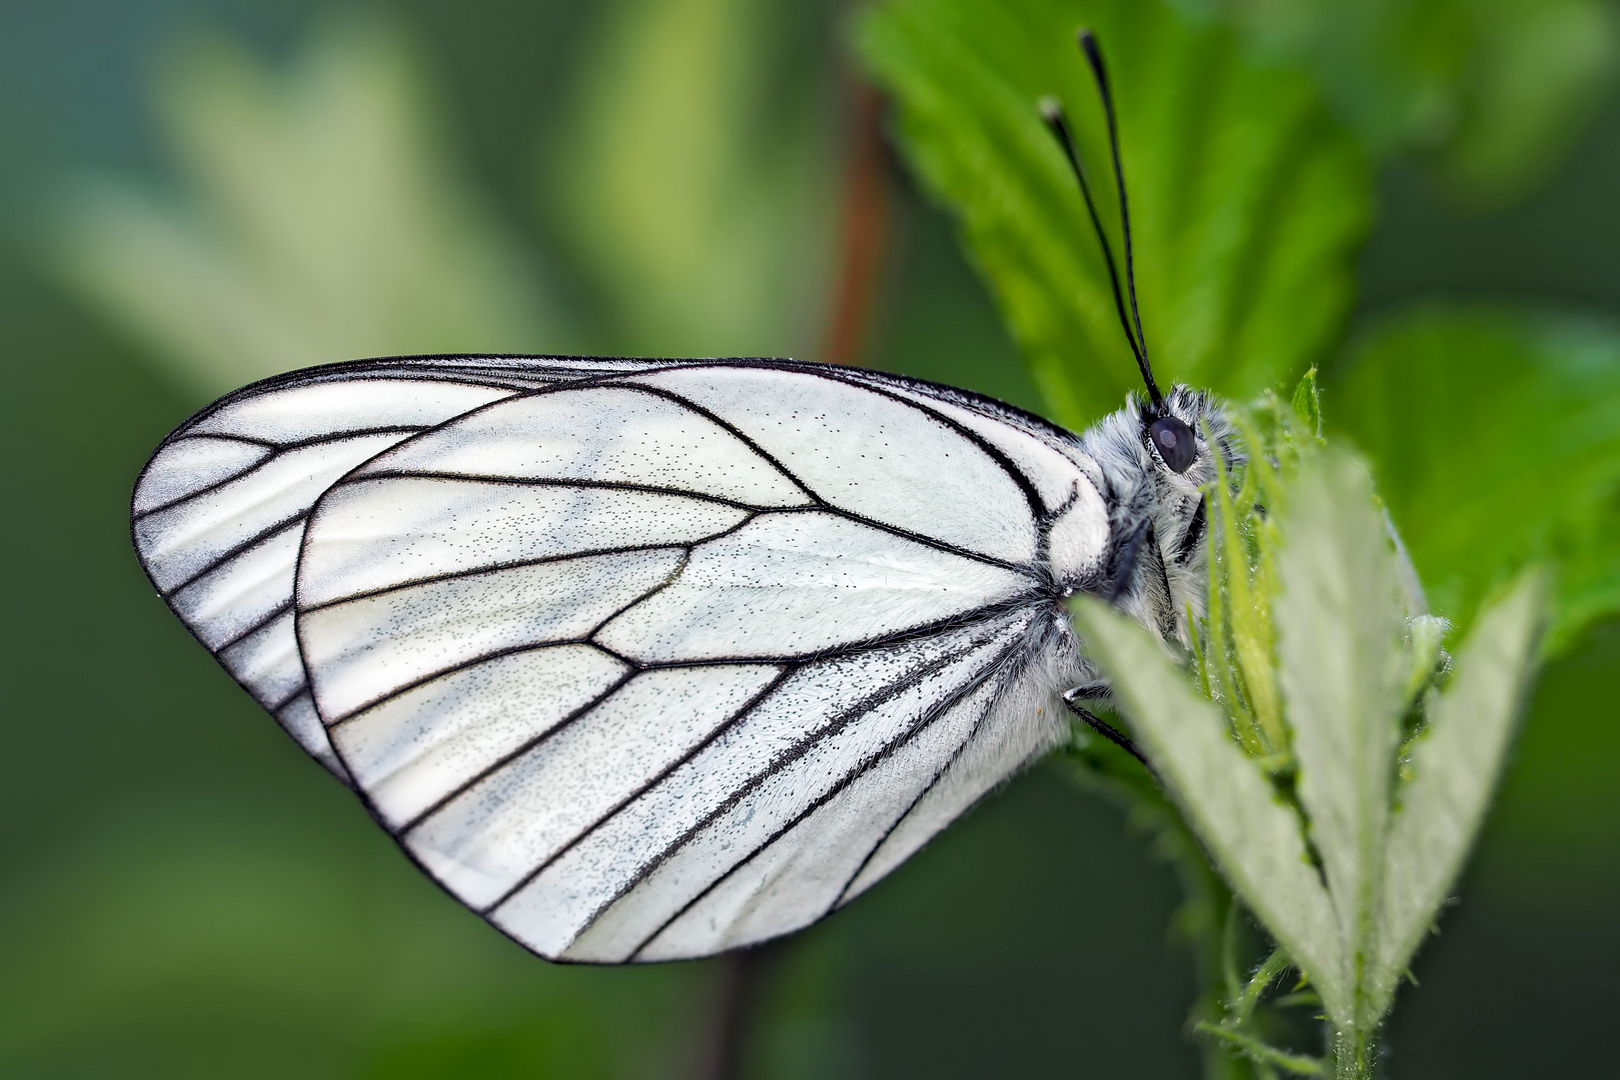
857,0,1372,429
1188,0,1619,209
1331,304,1620,652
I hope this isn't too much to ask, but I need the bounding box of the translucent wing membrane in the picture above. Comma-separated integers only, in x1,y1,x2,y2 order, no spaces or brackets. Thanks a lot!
133,355,1110,960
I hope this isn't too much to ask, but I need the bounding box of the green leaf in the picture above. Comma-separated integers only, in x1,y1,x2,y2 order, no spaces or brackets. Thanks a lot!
857,0,1372,430
558,0,837,358
1439,0,1619,207
1370,570,1544,1016
1271,449,1409,1030
52,18,551,397
861,0,1367,430
1071,599,1349,1022
1331,304,1620,653
1192,0,1620,208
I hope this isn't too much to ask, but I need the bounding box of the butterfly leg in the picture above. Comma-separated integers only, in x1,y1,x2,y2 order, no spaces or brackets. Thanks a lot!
1065,678,1112,705
1062,688,1153,771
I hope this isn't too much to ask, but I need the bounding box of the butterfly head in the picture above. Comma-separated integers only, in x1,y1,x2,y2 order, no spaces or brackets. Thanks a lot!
1071,383,1237,646
1136,385,1225,481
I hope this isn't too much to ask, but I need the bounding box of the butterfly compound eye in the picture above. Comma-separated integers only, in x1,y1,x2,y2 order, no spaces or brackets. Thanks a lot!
1148,416,1197,473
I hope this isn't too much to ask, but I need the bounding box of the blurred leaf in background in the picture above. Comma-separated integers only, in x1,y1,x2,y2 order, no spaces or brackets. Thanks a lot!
1332,305,1620,652
53,16,554,397
1183,0,1620,208
556,0,839,359
858,0,1372,429
12,0,1620,1073
0,802,700,1078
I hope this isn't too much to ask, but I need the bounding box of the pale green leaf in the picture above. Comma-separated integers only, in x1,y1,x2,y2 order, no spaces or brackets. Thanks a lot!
1370,570,1544,1016
1332,304,1620,654
559,0,837,358
858,0,1372,430
1071,599,1349,1022
1272,449,1408,1028
53,19,551,397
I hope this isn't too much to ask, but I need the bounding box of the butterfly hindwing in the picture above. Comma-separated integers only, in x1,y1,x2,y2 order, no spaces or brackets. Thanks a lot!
130,356,675,778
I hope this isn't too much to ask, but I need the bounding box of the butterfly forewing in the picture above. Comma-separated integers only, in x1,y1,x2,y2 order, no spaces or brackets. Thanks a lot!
135,356,1111,961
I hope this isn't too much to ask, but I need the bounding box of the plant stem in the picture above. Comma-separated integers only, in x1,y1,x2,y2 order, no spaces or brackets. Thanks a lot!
1330,1025,1375,1080
821,79,890,366
694,941,785,1080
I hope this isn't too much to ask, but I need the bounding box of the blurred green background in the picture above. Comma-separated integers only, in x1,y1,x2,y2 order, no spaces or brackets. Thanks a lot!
2,0,1617,1076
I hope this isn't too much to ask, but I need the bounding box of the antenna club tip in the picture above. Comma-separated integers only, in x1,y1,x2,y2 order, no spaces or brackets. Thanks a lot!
1037,95,1063,122
1077,27,1105,66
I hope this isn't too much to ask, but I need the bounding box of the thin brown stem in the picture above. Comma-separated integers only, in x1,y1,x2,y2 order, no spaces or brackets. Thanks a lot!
690,941,785,1080
821,79,890,367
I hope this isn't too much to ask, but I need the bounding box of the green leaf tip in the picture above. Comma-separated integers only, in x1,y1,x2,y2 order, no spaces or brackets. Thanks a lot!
1370,568,1546,1016
1291,367,1322,438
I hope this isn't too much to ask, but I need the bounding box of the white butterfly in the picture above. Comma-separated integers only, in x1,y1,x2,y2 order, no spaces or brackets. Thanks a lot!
129,31,1237,963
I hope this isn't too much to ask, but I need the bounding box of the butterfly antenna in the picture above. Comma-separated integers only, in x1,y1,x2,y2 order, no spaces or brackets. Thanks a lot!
1038,31,1165,413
